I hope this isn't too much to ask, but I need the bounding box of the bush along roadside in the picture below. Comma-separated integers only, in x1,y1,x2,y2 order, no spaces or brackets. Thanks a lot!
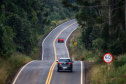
91,54,126,84
0,53,32,84
69,26,103,62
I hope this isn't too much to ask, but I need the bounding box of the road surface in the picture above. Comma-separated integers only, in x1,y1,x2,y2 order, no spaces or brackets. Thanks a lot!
12,19,85,84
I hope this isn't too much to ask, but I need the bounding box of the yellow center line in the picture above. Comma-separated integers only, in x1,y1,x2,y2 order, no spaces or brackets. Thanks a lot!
45,62,56,84
45,22,77,84
48,62,57,84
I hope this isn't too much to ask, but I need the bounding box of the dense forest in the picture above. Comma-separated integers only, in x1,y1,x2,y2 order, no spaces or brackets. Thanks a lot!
0,0,74,58
63,0,126,55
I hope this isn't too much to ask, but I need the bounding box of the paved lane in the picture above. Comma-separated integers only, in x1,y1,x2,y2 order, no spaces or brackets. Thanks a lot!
51,61,83,84
13,60,53,84
13,19,85,84
42,19,77,60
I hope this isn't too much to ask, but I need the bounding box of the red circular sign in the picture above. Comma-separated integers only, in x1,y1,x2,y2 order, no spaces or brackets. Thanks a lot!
103,53,113,63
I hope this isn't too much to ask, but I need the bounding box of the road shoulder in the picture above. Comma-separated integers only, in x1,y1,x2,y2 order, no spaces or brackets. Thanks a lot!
84,62,94,84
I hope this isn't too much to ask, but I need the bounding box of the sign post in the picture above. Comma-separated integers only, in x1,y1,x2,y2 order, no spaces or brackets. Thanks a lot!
103,53,113,70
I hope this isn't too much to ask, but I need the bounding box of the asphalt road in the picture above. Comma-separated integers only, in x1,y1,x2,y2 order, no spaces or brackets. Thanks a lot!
12,19,85,84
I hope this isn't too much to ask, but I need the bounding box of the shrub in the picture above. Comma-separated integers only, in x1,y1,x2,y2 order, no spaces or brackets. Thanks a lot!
113,55,126,68
107,63,126,84
92,38,104,50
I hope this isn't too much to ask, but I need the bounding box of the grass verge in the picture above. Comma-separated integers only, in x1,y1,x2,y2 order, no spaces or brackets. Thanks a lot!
69,26,103,62
91,55,126,84
0,53,32,84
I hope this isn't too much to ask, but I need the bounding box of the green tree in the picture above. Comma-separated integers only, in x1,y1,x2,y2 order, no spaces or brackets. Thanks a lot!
0,0,74,57
63,0,126,55
0,25,15,58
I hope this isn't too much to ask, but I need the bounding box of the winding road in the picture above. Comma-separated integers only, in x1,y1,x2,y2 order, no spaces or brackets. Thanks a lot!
12,19,85,84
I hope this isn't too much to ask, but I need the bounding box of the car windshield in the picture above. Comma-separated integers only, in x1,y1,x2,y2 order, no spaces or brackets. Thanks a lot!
58,38,63,39
59,59,71,62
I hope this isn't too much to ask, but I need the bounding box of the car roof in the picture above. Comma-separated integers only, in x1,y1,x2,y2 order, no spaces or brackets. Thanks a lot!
59,58,71,59
58,37,64,39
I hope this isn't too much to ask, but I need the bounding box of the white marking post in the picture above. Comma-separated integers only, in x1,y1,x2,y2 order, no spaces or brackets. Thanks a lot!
81,61,83,84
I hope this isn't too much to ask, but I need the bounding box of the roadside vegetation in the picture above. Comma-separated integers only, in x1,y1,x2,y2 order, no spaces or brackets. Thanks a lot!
0,0,74,83
69,27,103,62
0,53,32,84
91,55,126,84
63,0,126,84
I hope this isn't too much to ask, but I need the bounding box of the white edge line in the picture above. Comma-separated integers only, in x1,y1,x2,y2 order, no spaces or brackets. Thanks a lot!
65,24,83,84
42,19,75,60
12,60,35,84
63,21,83,84
65,23,78,58
81,61,83,84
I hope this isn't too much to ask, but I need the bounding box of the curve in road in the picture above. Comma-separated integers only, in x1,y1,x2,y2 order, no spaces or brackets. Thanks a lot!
12,19,85,84
45,21,77,84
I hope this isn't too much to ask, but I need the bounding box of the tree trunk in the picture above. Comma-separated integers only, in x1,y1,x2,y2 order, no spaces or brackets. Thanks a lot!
108,0,112,35
124,0,126,30
108,0,116,35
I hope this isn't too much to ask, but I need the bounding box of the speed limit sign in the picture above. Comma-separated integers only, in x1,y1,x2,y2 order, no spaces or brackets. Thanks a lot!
103,53,113,63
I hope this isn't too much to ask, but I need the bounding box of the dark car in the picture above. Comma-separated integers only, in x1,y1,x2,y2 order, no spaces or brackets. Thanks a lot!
58,38,64,43
57,58,73,72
